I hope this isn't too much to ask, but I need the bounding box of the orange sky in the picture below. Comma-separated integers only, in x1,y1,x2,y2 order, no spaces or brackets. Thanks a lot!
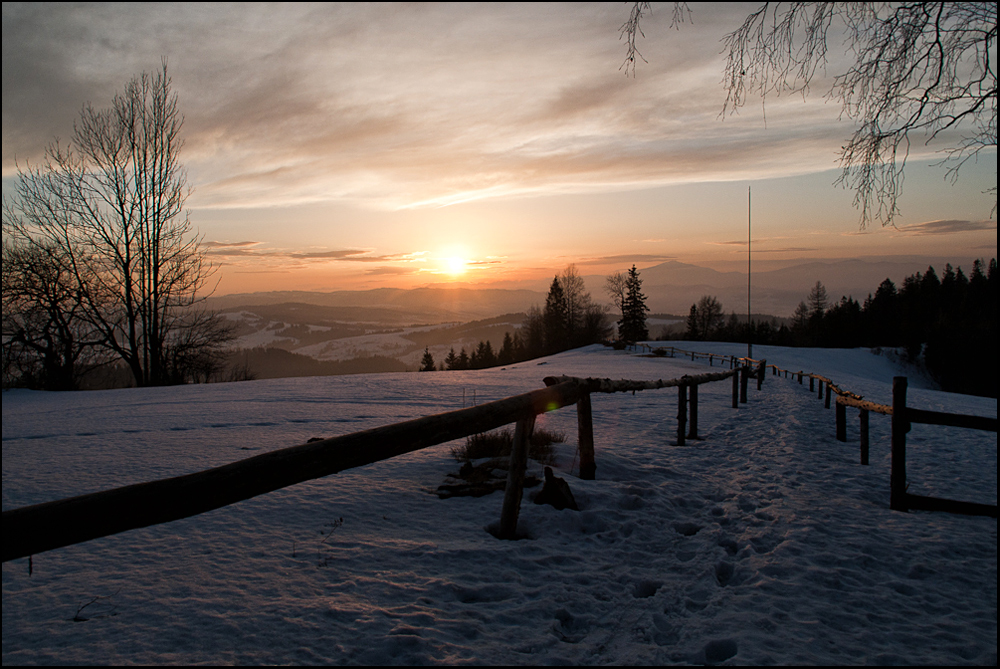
3,3,996,294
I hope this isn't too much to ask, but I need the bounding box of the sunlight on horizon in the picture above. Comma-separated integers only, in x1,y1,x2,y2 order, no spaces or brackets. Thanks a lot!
444,256,468,278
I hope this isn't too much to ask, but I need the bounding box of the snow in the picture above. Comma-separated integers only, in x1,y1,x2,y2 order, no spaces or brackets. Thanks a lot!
3,343,996,665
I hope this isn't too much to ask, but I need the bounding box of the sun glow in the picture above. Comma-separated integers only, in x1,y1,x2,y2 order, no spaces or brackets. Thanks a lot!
444,256,467,277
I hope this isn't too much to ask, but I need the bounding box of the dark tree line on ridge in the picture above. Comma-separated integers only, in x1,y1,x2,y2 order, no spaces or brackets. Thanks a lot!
681,259,998,397
420,265,616,372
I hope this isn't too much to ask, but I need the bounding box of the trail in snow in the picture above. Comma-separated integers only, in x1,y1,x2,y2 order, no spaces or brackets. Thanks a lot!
2,343,996,664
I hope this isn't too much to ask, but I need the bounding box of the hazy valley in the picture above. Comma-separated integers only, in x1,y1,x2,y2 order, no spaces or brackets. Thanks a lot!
210,256,971,377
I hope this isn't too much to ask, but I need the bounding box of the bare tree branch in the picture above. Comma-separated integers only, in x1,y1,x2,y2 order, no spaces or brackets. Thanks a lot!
621,2,997,227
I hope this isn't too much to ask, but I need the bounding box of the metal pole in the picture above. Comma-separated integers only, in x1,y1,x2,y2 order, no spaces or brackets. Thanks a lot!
747,185,752,359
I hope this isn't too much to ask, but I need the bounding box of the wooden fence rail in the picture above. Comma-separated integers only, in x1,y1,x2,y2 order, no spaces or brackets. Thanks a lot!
3,360,759,562
889,377,997,517
3,381,585,561
657,345,995,518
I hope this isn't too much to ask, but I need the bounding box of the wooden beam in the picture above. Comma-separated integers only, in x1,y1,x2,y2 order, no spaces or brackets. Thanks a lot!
577,393,596,480
687,382,699,440
732,369,739,408
905,493,997,518
891,377,908,512
906,408,997,432
676,383,687,446
860,409,869,466
3,381,582,562
498,414,536,539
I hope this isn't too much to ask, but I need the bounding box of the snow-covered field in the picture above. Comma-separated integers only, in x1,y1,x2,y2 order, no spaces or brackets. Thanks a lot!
2,343,996,665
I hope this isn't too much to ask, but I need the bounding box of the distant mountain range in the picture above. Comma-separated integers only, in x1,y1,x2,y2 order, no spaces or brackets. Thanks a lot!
209,256,986,321
207,287,546,323
205,256,987,377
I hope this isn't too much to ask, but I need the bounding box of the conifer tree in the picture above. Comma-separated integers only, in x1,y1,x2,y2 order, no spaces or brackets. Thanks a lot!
619,265,649,342
543,276,568,353
419,348,436,372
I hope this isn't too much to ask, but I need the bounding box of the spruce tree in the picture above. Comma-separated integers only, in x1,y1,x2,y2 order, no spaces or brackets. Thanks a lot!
543,276,568,353
419,348,436,372
619,265,649,342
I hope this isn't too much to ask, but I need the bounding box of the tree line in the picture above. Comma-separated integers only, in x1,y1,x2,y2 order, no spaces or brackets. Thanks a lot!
681,259,998,397
420,264,652,371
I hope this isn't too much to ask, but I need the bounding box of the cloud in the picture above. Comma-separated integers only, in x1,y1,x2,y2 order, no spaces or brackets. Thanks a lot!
365,266,419,276
575,254,676,266
751,247,820,253
2,3,863,207
204,241,426,274
895,219,997,236
204,240,262,248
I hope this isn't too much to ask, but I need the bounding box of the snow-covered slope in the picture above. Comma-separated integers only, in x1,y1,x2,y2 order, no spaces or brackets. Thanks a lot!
2,343,996,664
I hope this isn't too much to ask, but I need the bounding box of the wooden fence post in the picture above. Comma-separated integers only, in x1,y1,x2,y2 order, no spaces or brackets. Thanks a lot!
756,360,765,390
836,401,846,441
731,370,739,408
577,393,596,480
687,381,699,440
810,376,815,392
499,413,536,539
740,366,749,404
817,378,823,399
890,377,908,511
798,372,803,384
676,382,687,445
825,384,832,409
859,409,869,465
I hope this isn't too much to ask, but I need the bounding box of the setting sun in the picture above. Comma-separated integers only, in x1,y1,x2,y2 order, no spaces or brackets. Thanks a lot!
444,256,467,277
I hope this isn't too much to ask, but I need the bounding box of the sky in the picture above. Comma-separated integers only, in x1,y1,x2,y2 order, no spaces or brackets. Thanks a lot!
2,2,996,295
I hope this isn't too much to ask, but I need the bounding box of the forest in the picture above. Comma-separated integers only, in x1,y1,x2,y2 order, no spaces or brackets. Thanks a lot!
680,259,998,398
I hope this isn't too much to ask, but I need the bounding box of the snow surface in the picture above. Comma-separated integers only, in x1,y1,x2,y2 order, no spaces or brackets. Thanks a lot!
2,343,996,665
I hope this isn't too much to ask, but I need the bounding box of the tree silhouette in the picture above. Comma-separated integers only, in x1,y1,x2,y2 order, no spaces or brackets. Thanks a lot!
618,265,650,342
621,2,997,226
4,62,227,387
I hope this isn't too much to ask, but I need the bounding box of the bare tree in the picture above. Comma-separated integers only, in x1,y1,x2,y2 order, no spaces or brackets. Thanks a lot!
1,235,104,389
560,264,587,335
621,2,997,227
604,270,628,327
694,295,724,339
4,62,223,387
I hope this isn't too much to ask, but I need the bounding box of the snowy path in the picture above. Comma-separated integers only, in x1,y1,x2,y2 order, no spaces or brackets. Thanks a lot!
2,344,996,664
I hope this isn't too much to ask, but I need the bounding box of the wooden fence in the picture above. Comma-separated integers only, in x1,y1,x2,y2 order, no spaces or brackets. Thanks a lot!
2,361,756,562
8,341,987,564
646,343,995,518
760,359,997,518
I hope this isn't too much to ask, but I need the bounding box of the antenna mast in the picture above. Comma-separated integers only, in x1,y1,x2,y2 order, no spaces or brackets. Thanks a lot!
747,185,752,359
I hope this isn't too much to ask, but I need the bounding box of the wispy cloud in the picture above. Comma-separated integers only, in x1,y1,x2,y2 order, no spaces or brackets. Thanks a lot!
752,247,820,253
364,266,419,276
575,254,676,266
895,219,997,236
1,3,868,209
205,244,427,268
203,240,261,248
